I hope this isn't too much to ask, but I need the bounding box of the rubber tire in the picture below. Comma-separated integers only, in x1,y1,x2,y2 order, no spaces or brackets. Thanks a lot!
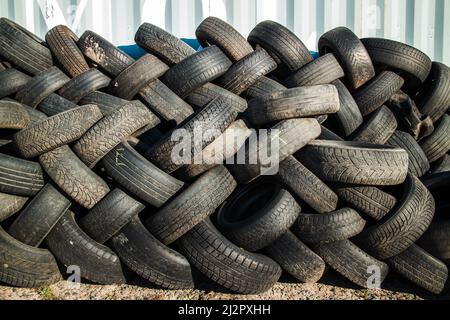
420,115,450,163
177,218,282,294
431,154,450,174
266,231,326,284
110,216,195,289
244,76,286,99
13,104,103,159
186,83,248,113
0,192,28,223
45,211,126,285
354,174,435,259
418,220,450,265
37,93,79,116
0,68,31,99
319,27,375,90
39,145,110,209
58,68,111,103
145,166,236,245
216,181,301,252
0,100,31,130
332,80,364,136
80,91,128,115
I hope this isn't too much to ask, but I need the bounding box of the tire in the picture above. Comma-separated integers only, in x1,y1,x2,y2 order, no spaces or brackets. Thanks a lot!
361,38,432,86
45,25,90,77
0,192,28,223
161,46,232,98
37,93,78,116
283,54,344,88
186,83,248,113
101,141,184,208
279,156,338,214
58,68,111,103
0,153,44,197
39,146,110,209
109,54,169,100
0,226,61,288
318,27,375,90
296,141,409,186
266,231,326,283
421,172,450,211
0,18,53,75
80,91,128,115
314,240,389,289
146,97,238,174
145,166,236,245
13,105,103,159
0,100,31,130
350,105,398,144
418,220,450,264
420,115,450,163
74,101,159,168
177,218,282,294
135,23,196,65
8,183,70,247
247,85,340,126
319,125,345,141
248,20,313,74
353,71,405,116
0,68,31,99
244,76,286,99
332,80,364,136
78,30,134,77
295,208,366,244
16,67,70,108
354,174,435,259
387,244,448,295
215,48,277,95
431,154,450,174
333,185,397,221
79,189,145,244
110,216,195,289
387,130,430,177
216,180,300,252
45,211,126,285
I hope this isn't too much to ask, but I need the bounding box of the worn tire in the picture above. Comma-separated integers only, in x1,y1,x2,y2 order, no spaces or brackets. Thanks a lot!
420,115,450,163
0,100,31,130
80,91,128,115
58,68,111,103
37,94,78,116
186,83,248,113
332,80,364,136
0,192,28,223
244,76,286,99
0,68,31,99
419,220,450,264
431,154,450,174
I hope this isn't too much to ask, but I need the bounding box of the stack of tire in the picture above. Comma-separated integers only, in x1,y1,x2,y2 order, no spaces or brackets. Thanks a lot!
0,16,449,296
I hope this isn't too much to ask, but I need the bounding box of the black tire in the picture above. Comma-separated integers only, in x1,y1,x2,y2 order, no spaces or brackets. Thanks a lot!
22,103,48,124
319,125,345,141
247,85,339,126
0,68,31,99
78,30,134,77
418,220,450,264
145,166,236,245
178,218,282,294
161,46,232,98
80,91,128,115
16,67,70,108
387,130,430,177
146,97,238,174
353,71,405,116
186,83,248,113
318,27,375,90
74,101,159,168
0,100,31,130
297,141,409,186
8,183,70,247
216,180,300,252
45,25,90,77
109,54,169,100
37,93,78,116
248,20,313,74
283,54,344,88
215,48,277,95
244,76,286,99
39,146,110,209
332,80,364,136
420,115,450,163
13,104,103,159
266,231,326,283
333,185,397,221
354,174,435,259
350,105,398,144
279,156,338,214
0,192,28,223
0,153,44,197
314,240,389,289
387,244,448,295
102,141,184,208
431,154,450,174
79,189,145,244
0,226,61,288
0,18,53,75
196,17,254,62
46,211,126,285
135,23,196,65
58,68,111,103
110,216,195,289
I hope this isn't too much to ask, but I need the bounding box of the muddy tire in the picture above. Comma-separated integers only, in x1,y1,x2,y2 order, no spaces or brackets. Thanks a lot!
0,68,31,99
0,100,31,130
37,94,79,116
0,192,28,223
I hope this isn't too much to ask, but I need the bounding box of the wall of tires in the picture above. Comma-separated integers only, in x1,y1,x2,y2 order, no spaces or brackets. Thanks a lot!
1,0,450,65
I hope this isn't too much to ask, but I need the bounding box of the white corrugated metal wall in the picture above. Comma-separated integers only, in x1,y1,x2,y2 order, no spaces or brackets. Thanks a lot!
0,0,449,65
